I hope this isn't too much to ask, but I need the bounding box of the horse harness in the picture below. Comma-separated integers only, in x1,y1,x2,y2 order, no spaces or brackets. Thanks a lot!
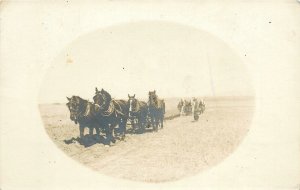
78,102,94,119
99,99,126,117
130,100,141,114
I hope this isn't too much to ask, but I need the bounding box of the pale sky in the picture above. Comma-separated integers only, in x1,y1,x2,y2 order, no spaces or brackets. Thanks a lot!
39,21,253,103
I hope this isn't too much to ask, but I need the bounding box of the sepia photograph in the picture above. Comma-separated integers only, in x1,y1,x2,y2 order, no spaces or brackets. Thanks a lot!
38,21,255,182
1,1,299,189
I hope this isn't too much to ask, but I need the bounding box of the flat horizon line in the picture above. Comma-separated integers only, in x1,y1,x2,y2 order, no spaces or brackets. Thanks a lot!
39,95,255,105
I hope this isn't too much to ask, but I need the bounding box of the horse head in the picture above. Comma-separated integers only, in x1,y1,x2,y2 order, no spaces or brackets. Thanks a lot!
93,88,112,110
127,94,138,116
66,96,85,124
148,90,157,106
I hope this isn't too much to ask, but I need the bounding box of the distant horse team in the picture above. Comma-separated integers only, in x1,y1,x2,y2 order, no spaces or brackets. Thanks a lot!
177,97,206,120
66,88,165,145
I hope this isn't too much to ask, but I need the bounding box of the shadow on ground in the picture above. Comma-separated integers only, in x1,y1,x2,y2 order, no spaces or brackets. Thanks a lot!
64,114,181,147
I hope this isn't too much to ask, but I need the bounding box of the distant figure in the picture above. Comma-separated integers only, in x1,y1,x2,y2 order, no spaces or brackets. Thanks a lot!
191,97,198,115
180,99,186,116
193,98,206,121
199,99,205,107
198,99,206,114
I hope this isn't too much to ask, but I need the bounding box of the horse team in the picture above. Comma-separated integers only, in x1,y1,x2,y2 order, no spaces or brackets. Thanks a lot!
177,98,206,121
66,88,165,145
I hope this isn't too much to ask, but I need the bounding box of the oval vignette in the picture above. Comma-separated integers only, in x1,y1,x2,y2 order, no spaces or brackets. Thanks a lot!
39,21,255,183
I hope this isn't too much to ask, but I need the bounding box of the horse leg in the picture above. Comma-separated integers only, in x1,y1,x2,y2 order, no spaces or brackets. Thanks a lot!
104,124,112,145
150,116,155,131
156,116,159,128
146,116,150,128
131,119,136,132
94,126,101,142
78,124,87,145
160,113,164,129
95,126,100,136
121,118,127,140
79,125,84,139
137,118,141,133
89,126,94,136
154,114,159,132
140,116,145,133
110,124,116,143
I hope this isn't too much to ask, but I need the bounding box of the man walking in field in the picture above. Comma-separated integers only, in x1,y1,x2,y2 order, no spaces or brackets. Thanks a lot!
191,97,198,115
199,99,206,114
180,99,186,116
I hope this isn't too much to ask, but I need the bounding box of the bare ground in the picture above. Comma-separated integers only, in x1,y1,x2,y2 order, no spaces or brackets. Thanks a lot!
39,96,255,183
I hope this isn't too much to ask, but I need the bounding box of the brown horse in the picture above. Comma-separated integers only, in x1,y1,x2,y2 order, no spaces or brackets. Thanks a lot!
127,94,148,133
93,88,128,142
66,96,102,139
148,90,165,131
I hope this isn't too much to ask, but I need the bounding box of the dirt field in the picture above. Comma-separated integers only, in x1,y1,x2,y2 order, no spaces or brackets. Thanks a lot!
39,96,255,183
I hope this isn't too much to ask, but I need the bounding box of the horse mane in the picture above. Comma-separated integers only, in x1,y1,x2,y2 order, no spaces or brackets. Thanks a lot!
80,97,94,117
129,98,140,113
93,89,123,117
148,92,162,108
68,96,94,119
101,89,112,103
